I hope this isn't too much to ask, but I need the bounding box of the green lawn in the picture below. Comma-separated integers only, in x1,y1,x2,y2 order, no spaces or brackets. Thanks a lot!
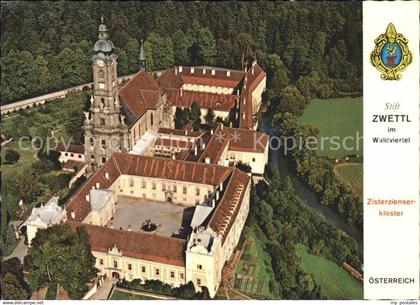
296,244,363,299
334,163,363,200
298,97,363,157
234,227,277,299
2,91,88,143
1,92,88,221
1,140,38,178
110,290,157,300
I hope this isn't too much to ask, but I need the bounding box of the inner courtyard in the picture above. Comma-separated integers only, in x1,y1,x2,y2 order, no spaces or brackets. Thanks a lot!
107,195,194,239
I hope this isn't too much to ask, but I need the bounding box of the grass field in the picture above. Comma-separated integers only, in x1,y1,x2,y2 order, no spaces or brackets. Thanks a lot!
1,140,38,178
110,290,157,300
296,244,363,299
334,163,363,200
1,92,88,220
298,97,363,157
1,92,88,177
234,227,277,299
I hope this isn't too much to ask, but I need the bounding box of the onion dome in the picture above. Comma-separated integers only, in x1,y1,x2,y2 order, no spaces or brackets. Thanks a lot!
93,18,114,59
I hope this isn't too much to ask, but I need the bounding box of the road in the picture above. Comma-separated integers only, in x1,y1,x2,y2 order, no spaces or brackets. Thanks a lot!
113,287,177,300
90,279,117,300
3,237,28,263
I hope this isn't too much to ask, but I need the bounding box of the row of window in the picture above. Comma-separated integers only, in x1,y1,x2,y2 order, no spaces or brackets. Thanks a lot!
99,259,184,280
63,152,82,158
127,179,211,196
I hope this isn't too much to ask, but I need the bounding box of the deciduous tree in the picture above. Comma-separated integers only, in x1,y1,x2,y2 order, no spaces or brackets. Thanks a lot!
27,225,97,299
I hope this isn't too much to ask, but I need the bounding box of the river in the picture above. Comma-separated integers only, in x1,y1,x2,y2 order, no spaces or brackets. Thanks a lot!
260,111,363,249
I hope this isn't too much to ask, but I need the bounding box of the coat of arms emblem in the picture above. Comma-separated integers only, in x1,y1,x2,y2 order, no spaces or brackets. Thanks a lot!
370,23,412,80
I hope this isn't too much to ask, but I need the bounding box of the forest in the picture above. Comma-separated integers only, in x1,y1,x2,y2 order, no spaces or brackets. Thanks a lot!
1,1,362,104
271,112,363,226
251,172,362,299
1,2,364,299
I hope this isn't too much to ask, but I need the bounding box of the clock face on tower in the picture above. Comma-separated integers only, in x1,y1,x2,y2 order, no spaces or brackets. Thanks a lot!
96,59,105,67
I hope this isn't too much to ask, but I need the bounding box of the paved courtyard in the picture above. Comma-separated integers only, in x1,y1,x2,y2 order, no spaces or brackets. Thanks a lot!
108,196,194,238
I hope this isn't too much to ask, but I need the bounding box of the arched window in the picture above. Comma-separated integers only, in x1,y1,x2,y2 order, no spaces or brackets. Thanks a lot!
98,70,105,79
150,113,154,126
100,118,105,125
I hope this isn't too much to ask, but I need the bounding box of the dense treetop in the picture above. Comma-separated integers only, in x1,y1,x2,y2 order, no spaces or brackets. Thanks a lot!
1,1,362,104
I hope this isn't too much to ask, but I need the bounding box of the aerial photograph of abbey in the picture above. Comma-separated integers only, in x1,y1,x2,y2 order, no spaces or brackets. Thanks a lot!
1,2,363,301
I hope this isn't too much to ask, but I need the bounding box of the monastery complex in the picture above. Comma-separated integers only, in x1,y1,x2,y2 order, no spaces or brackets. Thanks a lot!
26,20,269,298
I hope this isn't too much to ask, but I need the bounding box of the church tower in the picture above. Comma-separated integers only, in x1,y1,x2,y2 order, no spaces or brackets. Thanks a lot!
84,19,128,173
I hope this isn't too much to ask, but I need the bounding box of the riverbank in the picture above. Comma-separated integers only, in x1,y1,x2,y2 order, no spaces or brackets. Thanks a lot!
260,110,363,249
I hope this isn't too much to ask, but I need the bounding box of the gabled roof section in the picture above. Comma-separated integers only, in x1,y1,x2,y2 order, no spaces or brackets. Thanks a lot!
68,222,186,267
158,69,184,89
208,168,250,243
239,63,266,129
55,142,84,154
225,127,268,153
66,155,121,221
167,89,238,112
198,124,229,164
177,66,245,88
118,71,161,118
115,153,231,185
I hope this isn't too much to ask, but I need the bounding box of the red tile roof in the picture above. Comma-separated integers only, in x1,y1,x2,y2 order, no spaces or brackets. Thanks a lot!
177,66,245,88
158,127,203,138
208,168,250,243
66,153,233,221
67,222,186,267
167,89,238,112
55,142,84,154
118,71,161,118
183,133,213,163
198,125,229,164
154,138,192,150
175,149,190,160
66,155,121,221
196,125,268,163
225,127,268,153
158,69,183,89
180,76,240,88
239,63,266,129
